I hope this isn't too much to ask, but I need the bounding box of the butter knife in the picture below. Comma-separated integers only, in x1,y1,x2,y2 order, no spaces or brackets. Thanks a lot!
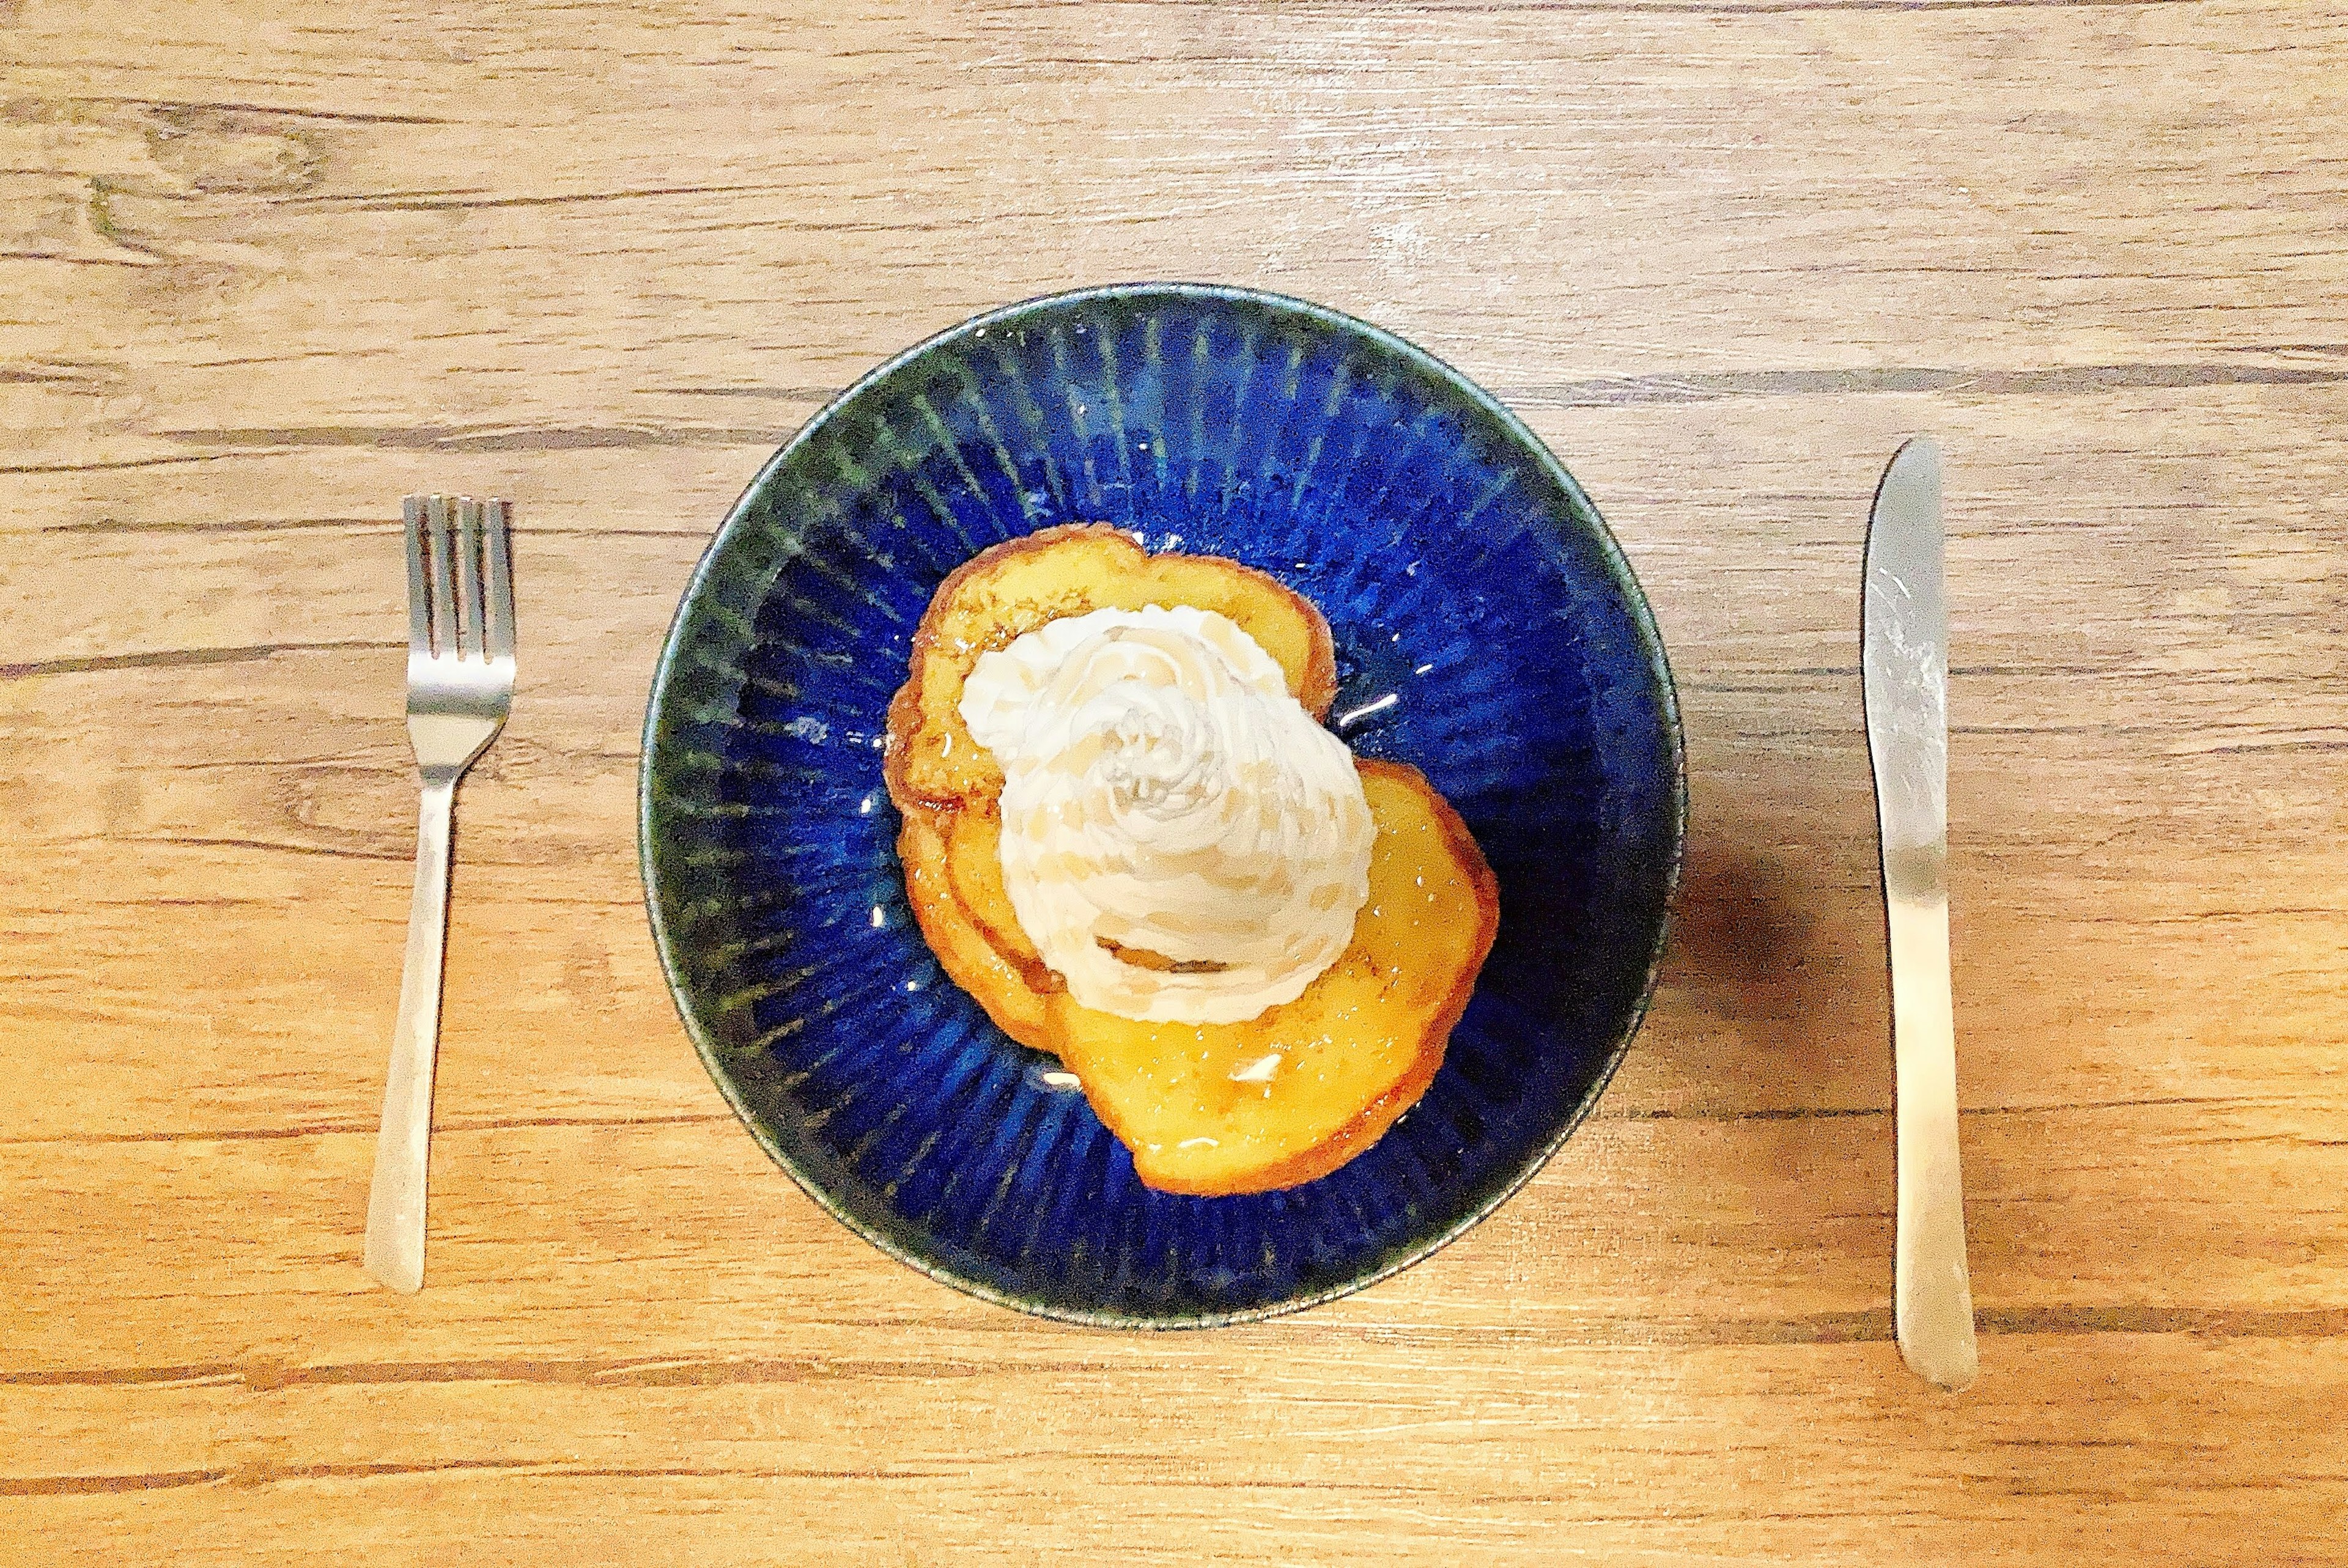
1862,436,1979,1391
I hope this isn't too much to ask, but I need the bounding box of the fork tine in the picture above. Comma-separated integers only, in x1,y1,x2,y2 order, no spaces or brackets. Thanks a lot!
402,496,432,655
482,498,516,662
424,495,458,658
454,498,485,660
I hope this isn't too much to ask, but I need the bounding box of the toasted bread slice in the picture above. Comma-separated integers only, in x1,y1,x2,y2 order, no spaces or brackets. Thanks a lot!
883,524,1338,810
1043,762,1497,1195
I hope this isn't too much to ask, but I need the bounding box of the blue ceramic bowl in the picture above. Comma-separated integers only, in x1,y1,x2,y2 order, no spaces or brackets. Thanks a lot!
641,284,1683,1327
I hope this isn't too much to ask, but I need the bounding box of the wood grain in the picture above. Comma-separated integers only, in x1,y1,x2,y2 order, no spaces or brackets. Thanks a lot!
4,0,2344,1562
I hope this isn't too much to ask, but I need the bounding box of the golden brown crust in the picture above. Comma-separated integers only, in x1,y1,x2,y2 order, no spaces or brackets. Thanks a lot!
939,803,1055,991
896,805,1055,1051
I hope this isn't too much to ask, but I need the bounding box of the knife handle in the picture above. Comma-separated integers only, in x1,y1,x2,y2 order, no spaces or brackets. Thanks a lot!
1888,891,1978,1391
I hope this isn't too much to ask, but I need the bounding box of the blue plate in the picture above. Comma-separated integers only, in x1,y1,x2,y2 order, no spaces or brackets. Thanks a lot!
641,284,1684,1326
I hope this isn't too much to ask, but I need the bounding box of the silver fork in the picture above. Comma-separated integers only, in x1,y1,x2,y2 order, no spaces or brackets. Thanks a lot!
364,494,515,1294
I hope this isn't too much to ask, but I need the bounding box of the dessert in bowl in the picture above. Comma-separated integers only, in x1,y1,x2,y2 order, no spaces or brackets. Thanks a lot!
641,284,1683,1325
886,523,1499,1196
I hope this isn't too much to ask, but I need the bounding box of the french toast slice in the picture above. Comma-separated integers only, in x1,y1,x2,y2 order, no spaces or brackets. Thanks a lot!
1043,762,1497,1195
882,523,1338,811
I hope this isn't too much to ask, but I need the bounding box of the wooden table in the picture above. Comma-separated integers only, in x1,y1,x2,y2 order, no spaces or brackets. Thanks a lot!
6,2,2344,1562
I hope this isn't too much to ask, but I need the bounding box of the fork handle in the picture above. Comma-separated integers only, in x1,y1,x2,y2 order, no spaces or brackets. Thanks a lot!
364,779,455,1294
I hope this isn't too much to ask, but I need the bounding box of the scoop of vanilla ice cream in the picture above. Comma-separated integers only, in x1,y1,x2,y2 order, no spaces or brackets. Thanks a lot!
958,604,1374,1025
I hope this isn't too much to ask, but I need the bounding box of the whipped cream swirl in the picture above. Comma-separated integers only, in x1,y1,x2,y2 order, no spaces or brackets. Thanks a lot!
959,605,1374,1025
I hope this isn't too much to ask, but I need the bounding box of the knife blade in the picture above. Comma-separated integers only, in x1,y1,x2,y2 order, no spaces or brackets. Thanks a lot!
1862,436,1979,1392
